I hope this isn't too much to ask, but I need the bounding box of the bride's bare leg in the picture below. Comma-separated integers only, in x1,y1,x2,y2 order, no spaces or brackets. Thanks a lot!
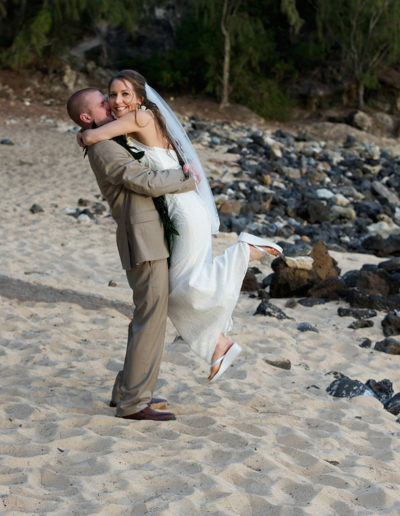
249,244,279,261
208,333,234,381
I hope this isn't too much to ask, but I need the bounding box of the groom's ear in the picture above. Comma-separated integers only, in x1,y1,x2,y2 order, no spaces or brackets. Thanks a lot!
79,112,92,125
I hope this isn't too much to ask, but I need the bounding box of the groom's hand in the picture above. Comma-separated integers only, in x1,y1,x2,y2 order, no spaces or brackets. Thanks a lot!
77,131,86,148
183,163,201,185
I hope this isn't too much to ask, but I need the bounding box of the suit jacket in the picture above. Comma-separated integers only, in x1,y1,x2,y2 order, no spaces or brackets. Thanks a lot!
88,139,196,269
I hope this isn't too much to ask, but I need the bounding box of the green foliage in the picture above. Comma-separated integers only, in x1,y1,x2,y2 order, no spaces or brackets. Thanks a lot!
316,0,400,105
233,76,295,121
0,0,141,69
290,39,325,71
134,0,301,119
281,0,304,35
3,5,52,69
7,0,387,119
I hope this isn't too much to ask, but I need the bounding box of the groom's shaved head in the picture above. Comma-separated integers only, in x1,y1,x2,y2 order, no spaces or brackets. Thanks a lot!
66,88,102,126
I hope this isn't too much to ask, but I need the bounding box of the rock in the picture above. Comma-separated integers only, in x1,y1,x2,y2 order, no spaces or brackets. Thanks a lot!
362,141,381,160
30,204,44,214
367,221,400,238
78,208,95,219
342,288,400,311
381,310,400,336
65,207,79,217
347,110,373,132
341,270,361,288
283,256,314,270
326,371,346,379
219,200,245,216
282,166,302,179
334,193,351,206
384,393,400,415
91,202,108,215
264,358,291,370
297,322,319,333
270,241,339,298
371,181,400,206
0,138,14,145
62,64,78,91
374,337,400,354
348,319,374,329
327,376,373,399
283,242,312,257
343,134,356,147
316,188,335,200
241,268,259,291
308,278,345,300
356,270,391,297
77,213,92,223
372,112,396,135
378,257,400,272
311,241,340,281
365,379,394,405
285,298,297,308
359,338,372,348
330,205,356,220
297,200,330,223
298,297,326,307
269,143,283,160
269,259,315,297
362,235,400,256
254,300,293,319
108,280,117,287
337,307,377,319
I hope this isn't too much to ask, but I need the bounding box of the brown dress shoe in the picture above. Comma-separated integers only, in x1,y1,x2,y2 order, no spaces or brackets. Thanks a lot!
121,406,176,421
109,397,168,409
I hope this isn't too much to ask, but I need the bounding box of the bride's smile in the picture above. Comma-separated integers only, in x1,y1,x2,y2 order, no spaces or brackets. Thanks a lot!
108,78,144,117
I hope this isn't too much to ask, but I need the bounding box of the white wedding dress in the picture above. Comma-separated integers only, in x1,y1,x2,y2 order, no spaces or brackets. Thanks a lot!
128,137,250,363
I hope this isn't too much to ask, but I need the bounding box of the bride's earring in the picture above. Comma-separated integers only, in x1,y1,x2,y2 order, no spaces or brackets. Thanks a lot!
140,104,147,110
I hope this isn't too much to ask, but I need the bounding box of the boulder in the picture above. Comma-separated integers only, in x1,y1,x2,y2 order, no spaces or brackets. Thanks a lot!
381,310,400,337
374,337,400,354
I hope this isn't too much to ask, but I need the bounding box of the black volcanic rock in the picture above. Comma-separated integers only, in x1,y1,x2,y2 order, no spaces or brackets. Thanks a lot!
374,337,400,354
381,310,400,337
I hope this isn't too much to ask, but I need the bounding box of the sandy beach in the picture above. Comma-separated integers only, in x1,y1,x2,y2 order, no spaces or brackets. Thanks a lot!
1,110,399,515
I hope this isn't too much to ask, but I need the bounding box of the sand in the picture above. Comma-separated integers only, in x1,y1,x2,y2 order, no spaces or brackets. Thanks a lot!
0,112,399,516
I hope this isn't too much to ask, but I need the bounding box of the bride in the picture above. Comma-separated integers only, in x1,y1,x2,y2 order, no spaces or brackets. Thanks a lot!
79,69,282,382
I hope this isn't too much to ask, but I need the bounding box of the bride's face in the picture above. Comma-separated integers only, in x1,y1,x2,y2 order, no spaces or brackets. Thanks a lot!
108,79,143,118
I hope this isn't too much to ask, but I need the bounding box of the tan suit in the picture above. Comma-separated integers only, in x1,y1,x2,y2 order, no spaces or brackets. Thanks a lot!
88,139,195,416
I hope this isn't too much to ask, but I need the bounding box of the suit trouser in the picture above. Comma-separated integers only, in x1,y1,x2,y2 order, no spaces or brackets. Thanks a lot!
112,259,169,417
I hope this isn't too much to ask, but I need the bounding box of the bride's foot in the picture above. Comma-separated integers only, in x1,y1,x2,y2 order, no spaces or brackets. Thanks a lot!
249,244,280,261
238,232,283,262
208,334,234,381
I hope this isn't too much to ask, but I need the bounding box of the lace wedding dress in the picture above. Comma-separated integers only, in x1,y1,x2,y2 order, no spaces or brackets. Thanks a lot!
127,137,249,363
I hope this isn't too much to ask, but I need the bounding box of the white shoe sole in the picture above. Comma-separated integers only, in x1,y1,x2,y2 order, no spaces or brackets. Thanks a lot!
209,342,242,383
238,232,283,254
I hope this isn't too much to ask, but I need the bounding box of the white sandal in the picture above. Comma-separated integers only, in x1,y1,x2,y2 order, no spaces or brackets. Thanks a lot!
238,232,283,254
209,342,242,383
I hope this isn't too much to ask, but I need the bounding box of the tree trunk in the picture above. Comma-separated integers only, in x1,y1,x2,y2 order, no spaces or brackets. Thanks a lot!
357,79,364,110
220,23,230,108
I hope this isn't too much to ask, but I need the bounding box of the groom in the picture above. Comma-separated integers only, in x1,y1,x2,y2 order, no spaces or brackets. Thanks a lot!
67,88,196,421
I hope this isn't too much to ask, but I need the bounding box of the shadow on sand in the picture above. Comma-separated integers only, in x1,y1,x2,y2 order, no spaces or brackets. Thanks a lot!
0,274,132,318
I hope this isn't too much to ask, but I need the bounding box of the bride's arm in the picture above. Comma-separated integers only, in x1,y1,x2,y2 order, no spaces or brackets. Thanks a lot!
81,111,151,146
